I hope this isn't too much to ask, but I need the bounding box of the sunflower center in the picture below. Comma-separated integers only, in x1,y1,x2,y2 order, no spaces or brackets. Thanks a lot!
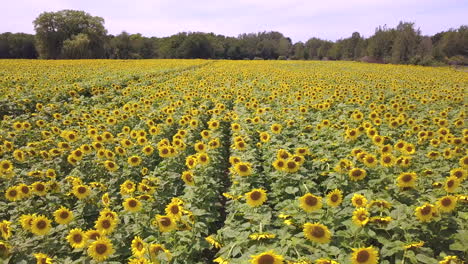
358,214,367,221
73,234,83,243
402,174,412,182
441,198,452,207
36,220,47,229
258,254,275,264
305,195,317,206
160,217,171,227
352,170,362,177
420,205,431,215
331,194,338,202
287,161,297,169
185,174,193,182
238,165,248,172
250,191,261,200
95,243,108,255
60,211,69,219
77,186,86,194
36,184,45,192
311,226,325,238
447,180,454,188
102,220,111,229
356,250,370,262
21,186,30,194
136,242,143,250
170,205,179,214
9,189,18,197
128,200,137,207
152,246,163,254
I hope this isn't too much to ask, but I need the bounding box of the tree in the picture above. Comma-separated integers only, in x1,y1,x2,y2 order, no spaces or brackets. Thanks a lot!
391,22,421,63
61,33,91,59
33,10,107,59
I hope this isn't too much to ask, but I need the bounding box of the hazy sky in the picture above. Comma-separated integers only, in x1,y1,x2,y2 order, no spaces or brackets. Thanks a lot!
2,0,467,42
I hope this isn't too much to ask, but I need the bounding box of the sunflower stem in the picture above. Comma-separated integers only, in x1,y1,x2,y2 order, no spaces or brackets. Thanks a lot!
302,183,310,193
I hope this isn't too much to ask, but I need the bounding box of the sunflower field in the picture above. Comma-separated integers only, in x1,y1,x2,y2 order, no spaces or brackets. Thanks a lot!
0,59,467,264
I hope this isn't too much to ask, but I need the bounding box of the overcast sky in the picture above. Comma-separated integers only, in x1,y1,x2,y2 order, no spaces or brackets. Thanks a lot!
2,0,467,42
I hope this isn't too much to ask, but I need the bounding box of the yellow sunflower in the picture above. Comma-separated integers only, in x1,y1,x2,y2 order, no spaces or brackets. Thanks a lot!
149,243,172,261
352,208,370,226
181,171,195,186
72,184,91,199
326,189,343,207
53,207,74,225
128,155,142,166
348,168,367,181
123,197,142,213
351,247,379,264
272,159,286,171
87,237,115,262
351,193,368,208
380,154,396,167
131,236,146,257
245,188,267,207
444,176,460,193
104,160,119,172
153,215,177,232
396,172,417,188
67,228,88,248
250,250,284,264
299,193,322,212
234,162,253,176
284,159,300,173
165,201,183,219
31,215,52,236
95,216,117,235
5,186,20,201
0,220,12,240
436,195,457,213
303,222,331,244
414,203,436,222
34,252,53,264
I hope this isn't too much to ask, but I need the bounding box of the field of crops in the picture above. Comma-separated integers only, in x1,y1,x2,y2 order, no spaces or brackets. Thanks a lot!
0,59,467,264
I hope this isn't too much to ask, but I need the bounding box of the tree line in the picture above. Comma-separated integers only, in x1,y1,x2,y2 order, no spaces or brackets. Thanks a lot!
0,10,466,65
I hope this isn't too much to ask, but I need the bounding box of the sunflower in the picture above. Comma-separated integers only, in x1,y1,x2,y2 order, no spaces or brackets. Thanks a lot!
349,168,367,181
272,159,286,171
34,252,53,264
414,203,436,222
316,258,340,264
352,208,370,226
460,156,468,168
436,195,457,213
444,176,460,193
31,182,48,196
0,220,12,240
123,197,142,213
120,180,136,195
351,247,379,264
0,160,13,173
181,171,195,185
250,250,284,264
101,193,111,207
234,140,247,150
439,256,463,264
206,235,222,249
326,189,343,207
299,193,322,212
131,236,146,257
87,237,115,262
31,215,52,236
149,243,171,261
53,207,74,225
86,229,103,240
351,193,368,208
95,216,117,235
104,160,119,172
363,154,378,168
67,228,88,249
303,223,331,244
284,159,300,173
153,215,177,232
259,132,271,142
234,162,252,176
72,184,91,199
271,124,282,134
246,189,267,207
396,172,417,188
380,154,396,167
197,153,210,165
128,156,142,166
5,186,20,201
450,168,466,181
